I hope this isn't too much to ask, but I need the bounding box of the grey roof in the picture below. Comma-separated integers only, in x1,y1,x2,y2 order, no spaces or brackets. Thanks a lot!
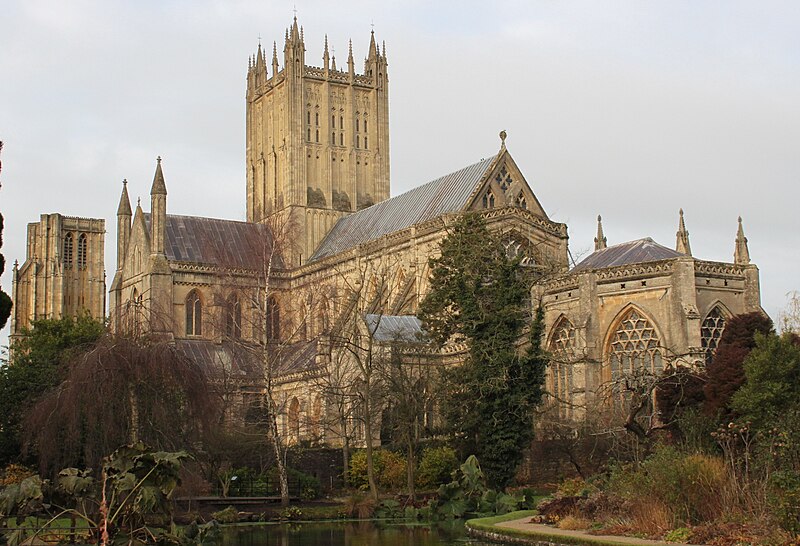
310,156,497,261
573,237,683,272
177,338,319,380
364,314,426,343
145,213,276,270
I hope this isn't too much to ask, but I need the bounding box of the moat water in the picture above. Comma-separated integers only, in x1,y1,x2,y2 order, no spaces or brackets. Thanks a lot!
217,520,492,546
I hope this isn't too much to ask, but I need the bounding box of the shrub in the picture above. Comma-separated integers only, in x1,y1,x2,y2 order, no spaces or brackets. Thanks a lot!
556,477,598,498
417,446,459,489
349,449,407,491
558,515,591,530
769,470,800,534
343,493,377,518
211,506,239,524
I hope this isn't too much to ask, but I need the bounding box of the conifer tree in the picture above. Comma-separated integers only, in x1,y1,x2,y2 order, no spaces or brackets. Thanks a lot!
0,141,11,330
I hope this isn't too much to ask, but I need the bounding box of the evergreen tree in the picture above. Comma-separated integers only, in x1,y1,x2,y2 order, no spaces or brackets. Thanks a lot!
419,213,547,488
0,141,11,330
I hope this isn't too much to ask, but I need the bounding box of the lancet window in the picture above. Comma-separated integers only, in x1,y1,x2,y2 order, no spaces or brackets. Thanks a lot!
225,294,242,339
549,318,577,417
482,189,496,209
63,233,74,269
288,397,301,443
185,290,202,336
701,306,726,365
515,192,528,210
266,296,280,341
77,233,88,269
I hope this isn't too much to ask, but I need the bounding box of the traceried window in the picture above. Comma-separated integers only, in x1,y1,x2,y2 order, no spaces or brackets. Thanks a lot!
225,294,242,339
288,397,301,443
502,236,535,266
515,192,527,210
63,233,74,269
77,233,88,269
495,165,513,192
549,318,576,417
266,296,280,341
701,306,726,365
185,290,202,336
607,309,663,385
482,189,496,209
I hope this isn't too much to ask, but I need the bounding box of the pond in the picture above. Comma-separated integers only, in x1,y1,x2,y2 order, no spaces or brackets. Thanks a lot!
217,520,493,546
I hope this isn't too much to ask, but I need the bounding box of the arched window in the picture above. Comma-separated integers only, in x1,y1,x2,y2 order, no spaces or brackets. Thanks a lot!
701,306,726,365
515,192,528,210
502,235,535,266
364,137,368,149
77,233,88,269
315,112,319,126
288,397,301,443
482,189,495,209
364,119,368,133
266,296,280,341
225,294,242,339
495,165,513,192
63,233,74,269
549,318,576,417
310,395,323,442
186,290,202,336
607,309,663,385
356,135,360,149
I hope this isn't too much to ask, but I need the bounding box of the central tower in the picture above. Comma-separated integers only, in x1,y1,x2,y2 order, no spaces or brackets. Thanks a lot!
246,18,390,265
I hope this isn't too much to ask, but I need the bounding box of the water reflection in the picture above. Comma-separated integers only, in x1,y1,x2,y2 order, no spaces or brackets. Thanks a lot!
218,520,489,546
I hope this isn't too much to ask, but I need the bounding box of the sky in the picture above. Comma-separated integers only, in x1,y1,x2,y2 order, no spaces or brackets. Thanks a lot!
1,0,799,348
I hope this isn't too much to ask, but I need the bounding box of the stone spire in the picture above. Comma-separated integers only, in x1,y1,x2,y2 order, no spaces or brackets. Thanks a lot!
368,29,378,59
347,39,354,75
150,156,167,196
117,178,132,216
272,41,279,75
594,215,607,251
675,208,692,256
323,34,330,71
734,216,750,265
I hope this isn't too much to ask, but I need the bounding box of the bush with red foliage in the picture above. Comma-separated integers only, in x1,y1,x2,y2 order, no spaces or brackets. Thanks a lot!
703,312,773,419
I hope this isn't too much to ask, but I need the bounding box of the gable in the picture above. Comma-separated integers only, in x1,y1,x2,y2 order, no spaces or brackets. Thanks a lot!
465,149,549,219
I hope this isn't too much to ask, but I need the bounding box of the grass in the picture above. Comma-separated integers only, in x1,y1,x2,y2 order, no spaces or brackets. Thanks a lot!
466,510,651,546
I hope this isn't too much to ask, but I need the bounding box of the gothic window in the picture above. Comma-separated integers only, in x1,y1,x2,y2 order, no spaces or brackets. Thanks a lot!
307,127,311,141
315,130,319,143
364,137,368,149
356,135,360,149
307,111,311,125
77,233,88,269
315,112,319,126
310,395,323,442
266,296,280,341
340,115,344,129
495,165,513,192
482,189,496,209
288,397,301,443
63,233,74,269
339,132,343,146
364,119,368,133
185,290,202,336
515,192,527,210
225,294,242,339
701,306,726,365
502,236,535,266
549,318,576,417
331,131,336,145
607,309,663,385
332,115,336,128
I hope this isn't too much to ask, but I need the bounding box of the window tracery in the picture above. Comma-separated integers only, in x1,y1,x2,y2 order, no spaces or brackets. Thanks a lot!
225,294,242,339
701,306,726,365
549,318,576,417
495,165,513,192
266,296,280,341
288,397,301,443
515,192,527,210
607,309,663,385
502,236,535,266
482,189,495,209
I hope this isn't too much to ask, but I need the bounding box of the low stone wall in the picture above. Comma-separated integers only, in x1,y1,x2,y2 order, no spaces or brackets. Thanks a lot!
467,526,563,545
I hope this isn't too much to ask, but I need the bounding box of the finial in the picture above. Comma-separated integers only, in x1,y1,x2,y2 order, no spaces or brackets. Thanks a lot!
137,197,141,207
499,130,507,149
676,208,691,256
123,178,127,186
13,259,18,270
258,33,261,46
594,214,607,251
157,155,162,164
734,216,750,265
382,40,386,57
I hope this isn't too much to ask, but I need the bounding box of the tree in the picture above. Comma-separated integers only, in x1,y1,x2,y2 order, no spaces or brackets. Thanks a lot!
22,335,215,476
418,213,547,488
731,332,800,465
0,141,11,330
0,315,104,465
704,312,773,419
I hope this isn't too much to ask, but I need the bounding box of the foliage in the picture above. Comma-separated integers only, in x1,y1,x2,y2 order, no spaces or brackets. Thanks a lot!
0,465,35,487
703,312,773,419
655,366,705,427
432,455,520,519
211,506,239,524
0,314,104,466
416,446,459,489
731,333,800,462
342,492,377,519
418,213,547,489
768,470,800,534
349,449,407,491
0,206,11,331
23,336,215,476
279,506,303,521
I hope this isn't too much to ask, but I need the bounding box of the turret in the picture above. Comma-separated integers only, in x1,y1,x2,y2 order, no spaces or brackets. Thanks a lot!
272,41,279,76
284,16,305,75
675,208,692,256
734,216,750,265
150,156,167,257
594,215,607,251
116,179,132,270
347,39,355,80
323,34,330,74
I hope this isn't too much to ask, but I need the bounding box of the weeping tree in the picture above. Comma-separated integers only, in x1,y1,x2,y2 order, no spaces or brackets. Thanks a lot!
23,335,217,476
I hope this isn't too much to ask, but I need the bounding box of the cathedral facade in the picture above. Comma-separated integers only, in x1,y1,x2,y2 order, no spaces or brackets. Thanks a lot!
15,18,762,445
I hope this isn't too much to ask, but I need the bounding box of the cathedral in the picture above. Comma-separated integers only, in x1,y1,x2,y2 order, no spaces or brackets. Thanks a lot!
11,18,762,444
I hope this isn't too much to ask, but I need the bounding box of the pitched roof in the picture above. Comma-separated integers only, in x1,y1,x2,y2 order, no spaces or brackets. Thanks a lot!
145,213,276,270
309,155,497,261
364,314,425,343
572,237,683,272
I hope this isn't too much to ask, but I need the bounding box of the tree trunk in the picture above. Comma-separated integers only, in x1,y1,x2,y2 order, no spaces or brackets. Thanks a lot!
406,441,416,502
268,405,290,506
363,394,379,501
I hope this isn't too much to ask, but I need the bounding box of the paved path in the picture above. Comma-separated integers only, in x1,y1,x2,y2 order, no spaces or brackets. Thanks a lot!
495,516,696,546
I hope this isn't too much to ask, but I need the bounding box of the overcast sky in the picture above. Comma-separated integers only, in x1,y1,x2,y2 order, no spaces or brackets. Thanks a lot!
1,0,799,348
